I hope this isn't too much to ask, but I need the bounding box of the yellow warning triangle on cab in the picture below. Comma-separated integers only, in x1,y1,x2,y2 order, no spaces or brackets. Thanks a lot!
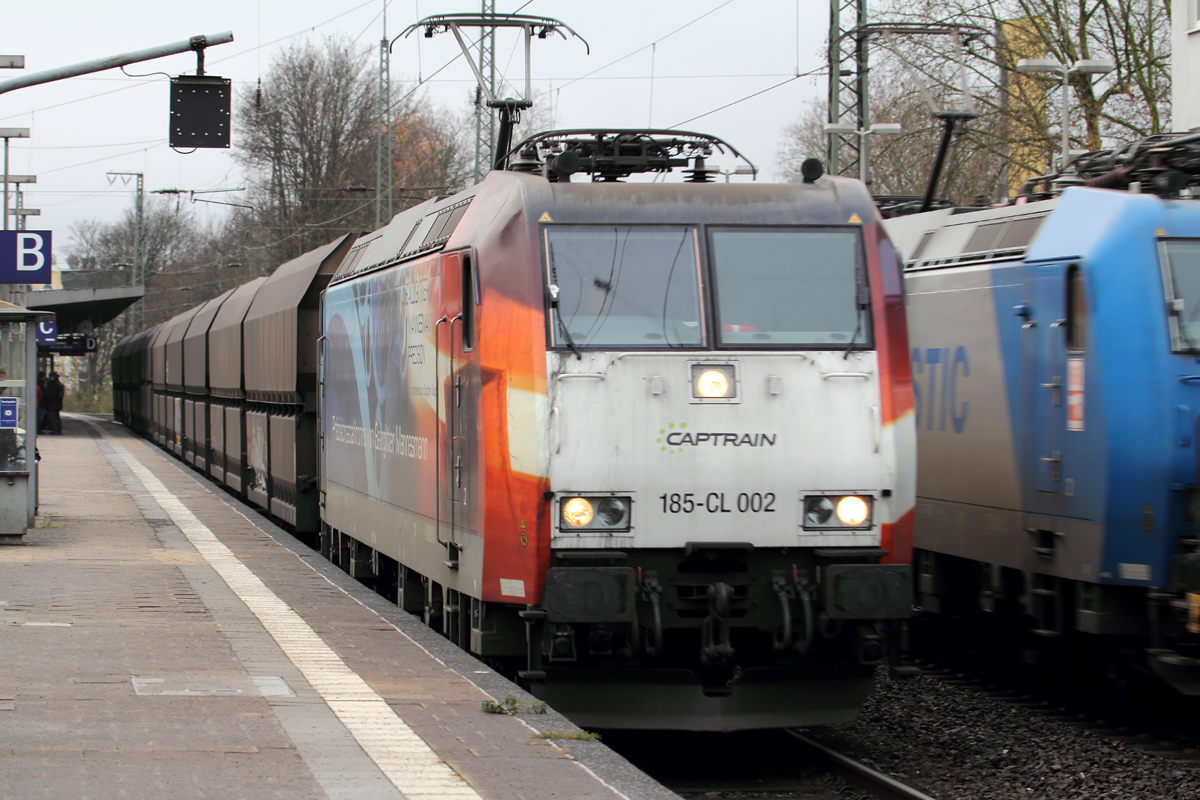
1156,227,1168,237
847,213,862,224
539,212,553,223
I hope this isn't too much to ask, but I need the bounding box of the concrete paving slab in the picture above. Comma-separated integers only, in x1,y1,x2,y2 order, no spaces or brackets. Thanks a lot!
0,416,680,800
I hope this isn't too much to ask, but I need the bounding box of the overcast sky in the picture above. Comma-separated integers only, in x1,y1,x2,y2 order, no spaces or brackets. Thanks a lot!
1,1,828,263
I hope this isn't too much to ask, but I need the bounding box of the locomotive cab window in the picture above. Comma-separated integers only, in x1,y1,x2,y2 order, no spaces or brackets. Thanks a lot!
1161,239,1200,352
709,227,871,348
544,226,703,349
1066,264,1087,353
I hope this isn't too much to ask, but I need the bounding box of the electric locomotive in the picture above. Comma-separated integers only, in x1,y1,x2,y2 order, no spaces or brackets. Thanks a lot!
319,130,915,729
883,133,1200,693
115,129,916,730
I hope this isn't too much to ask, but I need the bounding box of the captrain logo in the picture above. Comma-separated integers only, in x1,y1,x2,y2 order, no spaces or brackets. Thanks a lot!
657,422,777,454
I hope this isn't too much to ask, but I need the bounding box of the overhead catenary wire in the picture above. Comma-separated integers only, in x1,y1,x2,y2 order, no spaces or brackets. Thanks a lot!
28,0,814,254
670,68,825,128
555,0,737,92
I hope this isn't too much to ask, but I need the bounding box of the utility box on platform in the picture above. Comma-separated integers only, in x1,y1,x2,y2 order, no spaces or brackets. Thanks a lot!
0,302,54,542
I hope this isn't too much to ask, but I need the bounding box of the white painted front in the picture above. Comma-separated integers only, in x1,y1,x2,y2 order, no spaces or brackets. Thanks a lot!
547,350,892,549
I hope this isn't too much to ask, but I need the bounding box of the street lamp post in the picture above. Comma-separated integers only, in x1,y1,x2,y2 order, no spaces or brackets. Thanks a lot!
0,128,30,232
1015,58,1115,170
716,165,757,183
822,122,903,185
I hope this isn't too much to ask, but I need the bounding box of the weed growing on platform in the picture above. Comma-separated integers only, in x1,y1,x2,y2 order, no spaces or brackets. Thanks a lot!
532,730,601,741
480,694,547,715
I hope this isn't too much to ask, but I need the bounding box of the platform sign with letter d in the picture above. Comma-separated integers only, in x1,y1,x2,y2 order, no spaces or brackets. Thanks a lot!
0,231,51,283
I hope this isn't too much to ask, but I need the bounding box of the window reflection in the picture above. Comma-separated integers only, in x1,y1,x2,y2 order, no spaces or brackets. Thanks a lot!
711,228,870,348
545,226,702,349
1164,241,1200,351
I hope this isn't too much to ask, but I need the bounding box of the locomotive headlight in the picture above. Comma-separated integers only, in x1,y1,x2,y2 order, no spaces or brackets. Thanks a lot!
558,495,633,531
691,363,737,400
697,370,730,398
803,494,873,530
562,497,594,527
836,496,870,526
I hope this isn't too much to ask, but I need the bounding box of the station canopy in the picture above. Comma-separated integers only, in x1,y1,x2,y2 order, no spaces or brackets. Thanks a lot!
25,286,144,335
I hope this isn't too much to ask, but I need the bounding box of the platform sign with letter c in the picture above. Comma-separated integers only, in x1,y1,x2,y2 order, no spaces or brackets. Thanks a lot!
36,320,56,345
0,231,51,283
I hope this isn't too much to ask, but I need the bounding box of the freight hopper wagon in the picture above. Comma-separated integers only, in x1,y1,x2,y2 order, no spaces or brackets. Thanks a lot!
884,146,1200,693
115,236,351,540
113,323,160,436
319,130,915,730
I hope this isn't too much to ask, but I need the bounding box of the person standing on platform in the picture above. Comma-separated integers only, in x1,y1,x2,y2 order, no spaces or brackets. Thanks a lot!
44,372,63,435
36,373,46,434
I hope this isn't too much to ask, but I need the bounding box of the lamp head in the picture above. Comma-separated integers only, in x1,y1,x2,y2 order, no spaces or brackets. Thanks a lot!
869,123,903,136
1072,59,1115,75
1016,58,1064,74
823,122,857,136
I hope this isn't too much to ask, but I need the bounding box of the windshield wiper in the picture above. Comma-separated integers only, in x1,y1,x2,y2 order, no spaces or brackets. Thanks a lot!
843,310,863,359
845,282,869,359
547,284,582,360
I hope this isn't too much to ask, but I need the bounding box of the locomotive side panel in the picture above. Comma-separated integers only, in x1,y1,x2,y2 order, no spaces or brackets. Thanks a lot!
468,182,552,606
887,185,1200,691
906,262,1028,570
905,258,1110,582
322,258,477,590
864,226,916,565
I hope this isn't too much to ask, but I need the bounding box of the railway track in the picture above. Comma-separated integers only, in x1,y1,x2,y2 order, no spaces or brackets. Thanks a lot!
601,727,936,800
786,730,937,800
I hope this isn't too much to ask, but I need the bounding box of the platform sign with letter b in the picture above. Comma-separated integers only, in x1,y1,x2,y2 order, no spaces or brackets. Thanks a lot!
0,231,51,283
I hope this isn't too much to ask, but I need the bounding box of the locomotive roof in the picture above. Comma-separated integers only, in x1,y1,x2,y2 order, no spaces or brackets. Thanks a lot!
883,198,1059,271
883,186,1197,273
330,189,478,285
329,170,878,286
508,171,877,226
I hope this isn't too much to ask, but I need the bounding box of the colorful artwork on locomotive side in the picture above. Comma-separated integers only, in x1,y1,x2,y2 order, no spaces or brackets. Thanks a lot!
323,262,437,517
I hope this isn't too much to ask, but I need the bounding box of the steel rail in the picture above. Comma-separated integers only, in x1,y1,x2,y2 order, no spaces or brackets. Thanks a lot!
786,729,938,800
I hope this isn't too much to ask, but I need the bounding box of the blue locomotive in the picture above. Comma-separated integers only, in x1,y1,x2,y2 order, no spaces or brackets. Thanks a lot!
884,142,1200,693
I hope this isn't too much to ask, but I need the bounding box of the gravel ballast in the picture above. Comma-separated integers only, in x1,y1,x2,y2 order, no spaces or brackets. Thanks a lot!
819,668,1200,799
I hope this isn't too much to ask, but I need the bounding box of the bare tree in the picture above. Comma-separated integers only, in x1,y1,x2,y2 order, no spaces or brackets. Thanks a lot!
391,96,472,205
60,199,216,399
235,37,379,265
780,0,1170,201
233,37,472,269
779,88,1006,205
872,0,1170,174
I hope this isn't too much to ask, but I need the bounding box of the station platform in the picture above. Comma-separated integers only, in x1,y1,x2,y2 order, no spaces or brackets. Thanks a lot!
1,416,679,800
